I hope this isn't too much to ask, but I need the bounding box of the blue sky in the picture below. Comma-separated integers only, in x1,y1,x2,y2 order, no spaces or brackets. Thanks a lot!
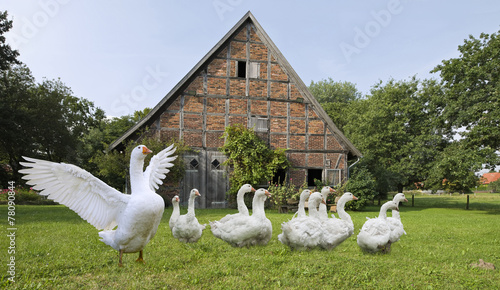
4,0,500,117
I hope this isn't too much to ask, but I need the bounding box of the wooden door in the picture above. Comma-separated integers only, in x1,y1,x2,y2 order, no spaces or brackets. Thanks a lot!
206,151,228,208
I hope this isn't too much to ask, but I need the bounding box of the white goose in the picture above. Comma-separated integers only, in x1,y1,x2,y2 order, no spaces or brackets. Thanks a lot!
386,193,408,250
211,188,272,247
357,200,399,253
171,189,205,243
278,189,323,250
320,192,358,250
169,195,180,231
216,184,255,224
19,144,177,266
318,186,336,221
307,191,325,220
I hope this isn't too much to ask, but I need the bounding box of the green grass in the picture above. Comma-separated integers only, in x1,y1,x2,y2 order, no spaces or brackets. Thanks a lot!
1,193,499,289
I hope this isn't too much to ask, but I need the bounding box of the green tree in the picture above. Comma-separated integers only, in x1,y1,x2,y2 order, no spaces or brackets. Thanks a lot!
78,114,138,174
489,178,500,193
309,78,362,131
432,29,500,170
219,124,290,198
426,142,485,193
0,11,20,71
343,77,446,194
0,64,104,185
344,161,377,210
91,136,188,194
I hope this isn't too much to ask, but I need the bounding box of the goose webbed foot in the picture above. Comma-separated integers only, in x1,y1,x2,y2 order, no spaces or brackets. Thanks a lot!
135,250,145,264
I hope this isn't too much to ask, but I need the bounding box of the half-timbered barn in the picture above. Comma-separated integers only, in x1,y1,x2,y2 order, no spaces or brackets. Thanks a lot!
109,11,362,208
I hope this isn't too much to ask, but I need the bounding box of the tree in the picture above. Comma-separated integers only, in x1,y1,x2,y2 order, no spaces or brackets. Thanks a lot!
343,77,447,194
344,161,377,210
78,114,138,174
219,124,290,198
432,29,500,169
90,136,188,194
0,64,104,185
309,78,362,131
426,142,485,193
0,11,20,71
309,78,362,104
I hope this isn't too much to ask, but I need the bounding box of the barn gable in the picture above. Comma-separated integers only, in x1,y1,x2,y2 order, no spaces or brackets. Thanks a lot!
110,11,361,208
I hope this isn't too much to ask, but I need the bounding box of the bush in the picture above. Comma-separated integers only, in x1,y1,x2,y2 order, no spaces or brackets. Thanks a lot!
219,124,290,200
488,179,500,193
343,165,377,210
0,187,57,205
268,179,306,209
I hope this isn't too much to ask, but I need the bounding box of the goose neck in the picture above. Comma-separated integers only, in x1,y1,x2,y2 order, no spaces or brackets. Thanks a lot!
237,189,249,215
172,202,180,216
379,203,391,219
130,157,147,193
252,196,266,217
187,194,196,215
297,195,308,217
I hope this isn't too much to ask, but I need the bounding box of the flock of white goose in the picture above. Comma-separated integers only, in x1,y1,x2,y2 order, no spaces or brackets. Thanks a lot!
19,144,407,266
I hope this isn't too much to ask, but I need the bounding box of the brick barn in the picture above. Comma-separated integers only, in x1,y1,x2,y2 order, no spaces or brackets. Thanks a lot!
109,11,362,208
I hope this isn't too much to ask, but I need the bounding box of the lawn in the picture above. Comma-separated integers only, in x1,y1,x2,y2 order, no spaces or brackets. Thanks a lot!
1,193,499,289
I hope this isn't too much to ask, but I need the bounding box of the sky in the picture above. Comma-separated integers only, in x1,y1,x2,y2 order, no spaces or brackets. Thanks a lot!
3,0,500,118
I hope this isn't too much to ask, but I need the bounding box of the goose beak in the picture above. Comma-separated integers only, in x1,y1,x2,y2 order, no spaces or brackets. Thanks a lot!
175,197,179,202
321,198,326,204
330,188,335,193
352,196,358,200
196,190,201,197
265,190,271,197
404,198,408,202
142,146,153,155
395,206,399,211
251,187,256,192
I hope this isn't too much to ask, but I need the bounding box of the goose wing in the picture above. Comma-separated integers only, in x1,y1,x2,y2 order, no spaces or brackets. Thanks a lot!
143,144,177,191
19,156,130,231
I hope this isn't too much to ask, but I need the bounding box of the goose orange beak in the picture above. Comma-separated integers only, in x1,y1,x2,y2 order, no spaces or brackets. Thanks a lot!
352,196,358,200
265,190,271,197
196,190,201,197
142,146,153,155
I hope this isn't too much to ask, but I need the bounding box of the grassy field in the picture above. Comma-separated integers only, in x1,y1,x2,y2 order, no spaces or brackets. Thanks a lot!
1,193,499,289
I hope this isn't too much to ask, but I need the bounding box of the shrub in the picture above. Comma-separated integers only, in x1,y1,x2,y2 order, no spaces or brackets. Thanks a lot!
343,165,377,210
488,179,500,193
219,124,290,200
0,187,57,205
268,179,306,209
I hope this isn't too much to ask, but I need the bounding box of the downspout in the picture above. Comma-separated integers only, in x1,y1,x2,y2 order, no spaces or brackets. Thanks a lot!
348,156,362,179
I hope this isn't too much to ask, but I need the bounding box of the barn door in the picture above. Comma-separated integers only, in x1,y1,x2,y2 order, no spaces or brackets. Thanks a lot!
206,151,228,208
183,151,228,208
182,153,204,208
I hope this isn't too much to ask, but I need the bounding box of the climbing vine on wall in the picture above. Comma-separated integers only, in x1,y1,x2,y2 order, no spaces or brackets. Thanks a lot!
219,124,290,199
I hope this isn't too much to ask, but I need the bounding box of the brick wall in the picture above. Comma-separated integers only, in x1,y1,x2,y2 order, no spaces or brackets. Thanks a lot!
149,21,350,187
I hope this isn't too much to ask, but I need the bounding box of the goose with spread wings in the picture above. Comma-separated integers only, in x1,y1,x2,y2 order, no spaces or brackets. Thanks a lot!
19,144,177,266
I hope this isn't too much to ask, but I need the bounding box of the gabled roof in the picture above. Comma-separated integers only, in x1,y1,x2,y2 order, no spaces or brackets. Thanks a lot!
481,172,500,184
109,11,361,157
